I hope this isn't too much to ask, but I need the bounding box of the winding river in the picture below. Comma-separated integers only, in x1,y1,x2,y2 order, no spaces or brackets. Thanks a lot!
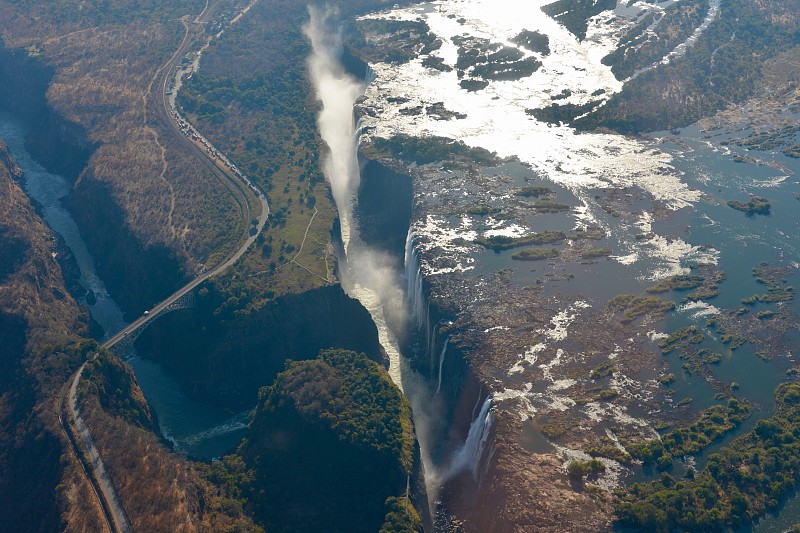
0,112,246,459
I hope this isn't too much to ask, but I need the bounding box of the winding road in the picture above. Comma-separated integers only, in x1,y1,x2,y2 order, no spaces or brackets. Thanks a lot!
60,2,268,531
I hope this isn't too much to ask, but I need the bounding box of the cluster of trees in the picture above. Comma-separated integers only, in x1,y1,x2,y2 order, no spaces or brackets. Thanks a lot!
207,349,421,532
351,19,441,64
567,458,606,483
526,101,597,125
266,349,415,469
79,353,262,532
540,0,617,40
475,231,566,251
372,134,496,166
512,248,560,261
577,0,800,132
727,197,772,216
627,399,752,469
646,274,706,294
452,35,541,82
602,0,708,79
511,30,551,56
7,0,202,25
607,293,675,324
617,383,800,531
79,346,154,430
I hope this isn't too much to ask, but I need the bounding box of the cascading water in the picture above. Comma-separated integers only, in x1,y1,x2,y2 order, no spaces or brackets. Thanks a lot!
447,396,494,481
404,228,427,332
436,337,449,397
304,6,409,388
404,227,439,372
305,7,498,523
304,7,365,255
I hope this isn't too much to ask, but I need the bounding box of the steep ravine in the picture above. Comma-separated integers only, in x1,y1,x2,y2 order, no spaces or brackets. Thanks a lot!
134,283,386,410
0,138,102,532
0,40,189,320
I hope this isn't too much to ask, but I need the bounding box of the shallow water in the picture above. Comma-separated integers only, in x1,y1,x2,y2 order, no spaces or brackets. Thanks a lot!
360,0,800,523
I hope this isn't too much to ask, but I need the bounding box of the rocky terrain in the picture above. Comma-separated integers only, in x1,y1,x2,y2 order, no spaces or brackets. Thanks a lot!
0,0,242,316
0,139,106,531
350,0,800,530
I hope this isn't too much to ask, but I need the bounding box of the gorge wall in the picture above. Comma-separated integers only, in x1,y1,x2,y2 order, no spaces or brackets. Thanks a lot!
0,38,191,320
135,283,385,410
0,139,106,531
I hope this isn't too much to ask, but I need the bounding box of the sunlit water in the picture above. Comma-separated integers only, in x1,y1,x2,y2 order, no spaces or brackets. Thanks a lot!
359,0,800,528
0,112,247,459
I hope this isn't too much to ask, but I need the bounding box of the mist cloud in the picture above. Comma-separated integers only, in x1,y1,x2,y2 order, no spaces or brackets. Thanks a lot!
303,6,365,250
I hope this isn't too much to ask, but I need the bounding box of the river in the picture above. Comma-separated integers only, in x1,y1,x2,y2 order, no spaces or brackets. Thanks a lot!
356,0,800,528
0,112,247,459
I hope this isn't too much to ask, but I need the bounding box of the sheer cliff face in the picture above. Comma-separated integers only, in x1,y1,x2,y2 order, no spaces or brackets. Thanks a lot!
0,140,109,532
238,349,423,533
134,284,387,409
0,2,240,314
0,140,80,347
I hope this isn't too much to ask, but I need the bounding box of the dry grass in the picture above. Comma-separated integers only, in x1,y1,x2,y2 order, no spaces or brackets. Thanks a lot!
81,381,262,532
0,142,109,531
0,2,242,273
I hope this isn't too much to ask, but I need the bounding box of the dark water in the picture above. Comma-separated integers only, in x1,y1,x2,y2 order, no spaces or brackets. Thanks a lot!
0,112,247,459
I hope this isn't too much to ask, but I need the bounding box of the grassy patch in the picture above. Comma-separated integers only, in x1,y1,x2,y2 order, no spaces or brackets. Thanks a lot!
511,248,559,261
608,294,675,324
475,230,566,251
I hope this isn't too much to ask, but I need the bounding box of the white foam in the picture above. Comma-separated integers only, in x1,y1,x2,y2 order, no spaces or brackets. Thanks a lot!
508,343,547,375
360,1,702,210
678,300,721,318
494,383,537,421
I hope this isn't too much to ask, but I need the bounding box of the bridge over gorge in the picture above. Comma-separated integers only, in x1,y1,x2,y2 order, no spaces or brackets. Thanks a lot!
106,290,196,355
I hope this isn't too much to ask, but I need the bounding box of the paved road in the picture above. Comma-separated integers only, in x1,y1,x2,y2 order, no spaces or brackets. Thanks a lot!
65,361,133,532
61,2,268,531
104,0,268,350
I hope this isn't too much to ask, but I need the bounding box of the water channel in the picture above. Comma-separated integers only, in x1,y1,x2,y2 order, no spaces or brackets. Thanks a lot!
0,112,246,459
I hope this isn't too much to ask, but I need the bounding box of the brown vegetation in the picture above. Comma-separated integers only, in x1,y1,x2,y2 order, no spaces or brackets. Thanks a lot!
79,354,262,533
0,141,107,531
0,0,243,313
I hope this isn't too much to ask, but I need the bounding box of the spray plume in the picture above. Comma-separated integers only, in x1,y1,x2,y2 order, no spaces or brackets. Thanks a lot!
304,6,494,516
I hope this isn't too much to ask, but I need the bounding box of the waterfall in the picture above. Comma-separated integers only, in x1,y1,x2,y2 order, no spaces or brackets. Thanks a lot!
435,337,449,396
364,63,377,85
305,6,412,391
304,7,365,255
404,228,427,332
471,385,483,420
405,228,443,375
448,396,494,479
